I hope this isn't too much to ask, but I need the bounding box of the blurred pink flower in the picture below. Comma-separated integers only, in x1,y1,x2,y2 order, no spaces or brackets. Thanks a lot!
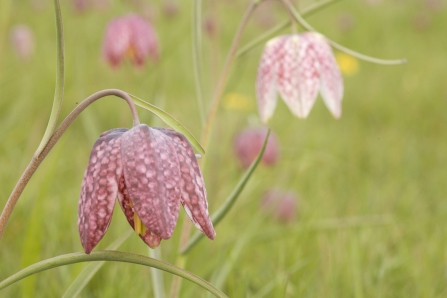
79,125,215,254
10,25,34,60
72,0,88,13
256,32,343,122
102,14,159,68
261,188,298,223
233,127,279,169
162,0,179,18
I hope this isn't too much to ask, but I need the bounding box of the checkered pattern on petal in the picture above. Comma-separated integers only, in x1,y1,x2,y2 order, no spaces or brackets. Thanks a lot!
304,33,344,118
120,125,181,239
277,35,320,118
156,128,215,240
256,36,288,123
78,128,128,254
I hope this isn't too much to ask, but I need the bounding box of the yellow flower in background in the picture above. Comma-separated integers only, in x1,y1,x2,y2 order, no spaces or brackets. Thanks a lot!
222,92,255,112
336,52,359,76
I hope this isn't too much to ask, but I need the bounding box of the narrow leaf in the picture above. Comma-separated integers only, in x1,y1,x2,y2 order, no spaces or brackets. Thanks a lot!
0,250,227,298
129,94,205,155
62,231,132,298
180,130,271,255
35,0,65,157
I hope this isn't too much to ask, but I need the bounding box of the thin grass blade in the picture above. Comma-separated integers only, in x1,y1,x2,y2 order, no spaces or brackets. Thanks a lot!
180,130,271,255
62,231,132,298
35,0,65,157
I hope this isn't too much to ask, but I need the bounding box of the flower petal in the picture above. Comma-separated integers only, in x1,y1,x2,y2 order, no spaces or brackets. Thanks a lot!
120,124,181,239
304,33,344,118
117,175,162,248
256,36,287,123
277,35,319,118
156,128,216,240
102,18,132,67
78,128,127,254
127,14,160,65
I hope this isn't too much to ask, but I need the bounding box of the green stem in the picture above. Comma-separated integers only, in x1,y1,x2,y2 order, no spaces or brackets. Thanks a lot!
0,89,139,241
236,0,344,58
149,248,166,298
0,251,227,298
281,0,406,65
200,0,259,154
192,0,205,125
35,0,65,157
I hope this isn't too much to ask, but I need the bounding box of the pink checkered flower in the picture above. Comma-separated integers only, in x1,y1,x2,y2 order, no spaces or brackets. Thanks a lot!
102,14,159,67
233,127,279,169
256,32,343,122
78,125,215,254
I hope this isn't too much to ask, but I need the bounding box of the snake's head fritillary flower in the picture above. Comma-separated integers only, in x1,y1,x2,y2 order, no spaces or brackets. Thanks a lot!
78,124,215,254
256,32,343,122
102,14,159,68
10,25,34,60
261,189,298,223
233,127,279,169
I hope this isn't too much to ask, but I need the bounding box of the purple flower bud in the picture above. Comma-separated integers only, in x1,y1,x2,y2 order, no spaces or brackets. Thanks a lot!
256,32,343,122
102,14,159,68
78,125,215,254
10,25,34,60
261,189,298,223
233,127,279,169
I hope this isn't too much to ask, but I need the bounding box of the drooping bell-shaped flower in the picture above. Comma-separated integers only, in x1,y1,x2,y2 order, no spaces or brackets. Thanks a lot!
256,32,343,122
261,188,298,223
102,14,159,67
78,124,215,254
233,127,279,169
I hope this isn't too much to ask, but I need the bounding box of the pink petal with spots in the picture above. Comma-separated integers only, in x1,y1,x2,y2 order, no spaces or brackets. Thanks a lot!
156,128,216,240
117,175,162,248
277,35,319,118
78,128,127,254
120,125,181,239
304,33,344,118
256,36,287,123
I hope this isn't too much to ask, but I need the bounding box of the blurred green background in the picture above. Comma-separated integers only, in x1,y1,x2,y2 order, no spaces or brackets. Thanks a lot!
1,0,447,297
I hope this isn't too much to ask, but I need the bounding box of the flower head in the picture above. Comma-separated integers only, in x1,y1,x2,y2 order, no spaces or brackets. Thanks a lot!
233,127,279,169
102,14,159,67
261,188,298,223
78,124,215,254
256,32,343,122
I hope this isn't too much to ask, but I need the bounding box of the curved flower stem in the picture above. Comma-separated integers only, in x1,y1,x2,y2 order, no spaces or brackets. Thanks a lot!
200,0,259,153
0,250,227,297
281,0,407,65
36,0,65,157
0,89,139,241
236,0,344,58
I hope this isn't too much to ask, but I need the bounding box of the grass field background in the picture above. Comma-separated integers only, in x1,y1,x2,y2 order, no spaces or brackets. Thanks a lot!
1,0,447,297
